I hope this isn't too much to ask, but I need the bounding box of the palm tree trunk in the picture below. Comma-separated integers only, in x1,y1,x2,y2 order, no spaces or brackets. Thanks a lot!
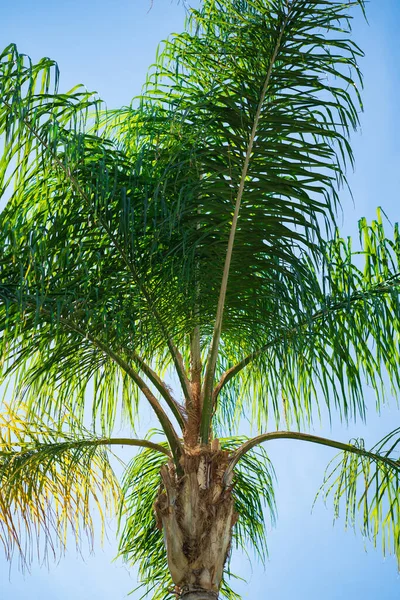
180,590,218,600
155,445,236,599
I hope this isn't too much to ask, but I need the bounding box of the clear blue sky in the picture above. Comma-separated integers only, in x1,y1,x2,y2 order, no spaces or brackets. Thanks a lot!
1,1,400,599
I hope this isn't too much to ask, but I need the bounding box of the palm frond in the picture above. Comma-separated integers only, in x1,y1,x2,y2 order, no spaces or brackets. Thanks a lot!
101,0,365,351
317,428,400,566
105,0,366,436
0,404,121,566
213,211,400,431
0,43,189,435
138,0,363,362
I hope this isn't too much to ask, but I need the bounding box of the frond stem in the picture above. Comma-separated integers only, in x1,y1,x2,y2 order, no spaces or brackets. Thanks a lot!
200,5,292,443
224,430,400,486
57,321,183,466
96,437,171,457
131,351,186,429
2,437,172,458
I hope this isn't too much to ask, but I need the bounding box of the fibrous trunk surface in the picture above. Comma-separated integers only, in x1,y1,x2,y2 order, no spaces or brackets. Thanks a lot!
155,445,237,599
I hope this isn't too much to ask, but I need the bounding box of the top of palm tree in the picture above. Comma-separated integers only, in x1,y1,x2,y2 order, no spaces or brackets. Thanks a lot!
1,1,400,598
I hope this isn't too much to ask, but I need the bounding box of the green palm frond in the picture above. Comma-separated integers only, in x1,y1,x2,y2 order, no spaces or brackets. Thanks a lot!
130,3,362,308
96,0,365,351
105,0,367,434
214,211,400,431
318,428,400,565
0,43,186,443
0,404,121,565
118,438,275,599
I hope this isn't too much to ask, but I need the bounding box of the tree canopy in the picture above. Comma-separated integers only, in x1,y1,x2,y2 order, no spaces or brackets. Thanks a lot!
0,1,399,598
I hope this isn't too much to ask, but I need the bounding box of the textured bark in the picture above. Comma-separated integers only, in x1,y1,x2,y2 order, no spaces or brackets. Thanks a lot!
180,591,218,600
154,444,236,598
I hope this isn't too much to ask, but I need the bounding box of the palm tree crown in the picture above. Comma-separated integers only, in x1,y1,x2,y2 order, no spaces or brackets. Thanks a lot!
0,1,399,598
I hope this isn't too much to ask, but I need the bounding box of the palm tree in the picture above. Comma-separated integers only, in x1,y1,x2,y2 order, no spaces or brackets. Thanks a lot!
1,0,399,598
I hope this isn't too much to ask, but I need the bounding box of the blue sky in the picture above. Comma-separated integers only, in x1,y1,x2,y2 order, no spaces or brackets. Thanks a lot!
1,1,400,599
